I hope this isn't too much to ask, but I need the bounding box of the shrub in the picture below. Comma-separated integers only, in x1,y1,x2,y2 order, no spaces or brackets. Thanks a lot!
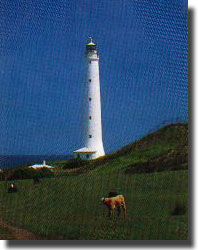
62,159,89,169
39,167,54,178
8,167,54,180
171,203,187,216
8,168,40,180
0,172,5,181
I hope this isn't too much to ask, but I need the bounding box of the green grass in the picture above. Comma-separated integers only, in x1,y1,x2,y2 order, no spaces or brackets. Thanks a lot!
90,143,175,175
0,226,14,240
0,123,188,239
0,170,188,240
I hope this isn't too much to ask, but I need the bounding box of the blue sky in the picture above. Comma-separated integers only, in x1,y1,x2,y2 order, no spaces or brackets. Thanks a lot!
0,0,188,155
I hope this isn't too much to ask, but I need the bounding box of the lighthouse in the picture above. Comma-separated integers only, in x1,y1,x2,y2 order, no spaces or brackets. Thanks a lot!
73,38,105,160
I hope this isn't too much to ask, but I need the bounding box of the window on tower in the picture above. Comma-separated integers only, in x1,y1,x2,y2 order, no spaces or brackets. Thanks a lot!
89,98,92,101
89,116,91,120
89,61,91,64
89,135,92,138
89,79,91,82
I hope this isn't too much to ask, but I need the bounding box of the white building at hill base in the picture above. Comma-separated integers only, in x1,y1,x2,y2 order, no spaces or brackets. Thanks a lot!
73,38,105,160
28,160,54,170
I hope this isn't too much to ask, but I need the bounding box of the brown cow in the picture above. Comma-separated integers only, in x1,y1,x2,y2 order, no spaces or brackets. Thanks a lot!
101,195,126,218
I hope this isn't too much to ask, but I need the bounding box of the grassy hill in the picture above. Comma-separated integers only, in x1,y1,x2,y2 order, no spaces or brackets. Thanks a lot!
65,123,188,175
0,123,188,240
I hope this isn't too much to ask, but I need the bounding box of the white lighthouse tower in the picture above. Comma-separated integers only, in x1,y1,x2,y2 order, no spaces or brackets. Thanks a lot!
73,38,105,160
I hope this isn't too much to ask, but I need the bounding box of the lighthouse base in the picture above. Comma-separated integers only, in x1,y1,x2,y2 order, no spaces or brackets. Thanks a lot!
73,147,105,160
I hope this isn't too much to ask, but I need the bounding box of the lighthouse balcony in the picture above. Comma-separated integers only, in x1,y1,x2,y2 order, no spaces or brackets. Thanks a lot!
86,44,96,51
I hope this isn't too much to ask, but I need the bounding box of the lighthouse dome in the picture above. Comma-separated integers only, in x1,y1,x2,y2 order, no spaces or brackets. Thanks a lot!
86,37,96,52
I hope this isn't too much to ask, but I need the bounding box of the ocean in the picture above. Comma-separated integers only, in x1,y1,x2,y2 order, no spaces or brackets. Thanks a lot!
0,155,72,170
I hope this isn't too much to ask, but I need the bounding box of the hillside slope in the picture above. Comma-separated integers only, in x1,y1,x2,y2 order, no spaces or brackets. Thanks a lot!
74,123,188,175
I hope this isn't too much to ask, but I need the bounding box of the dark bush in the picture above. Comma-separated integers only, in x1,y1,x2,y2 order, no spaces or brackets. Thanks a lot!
8,167,54,180
39,167,54,178
8,168,40,180
125,149,188,175
171,203,187,216
0,172,5,181
62,159,89,169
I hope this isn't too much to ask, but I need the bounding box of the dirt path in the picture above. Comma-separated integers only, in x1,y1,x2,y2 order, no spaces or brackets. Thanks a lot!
0,218,43,240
